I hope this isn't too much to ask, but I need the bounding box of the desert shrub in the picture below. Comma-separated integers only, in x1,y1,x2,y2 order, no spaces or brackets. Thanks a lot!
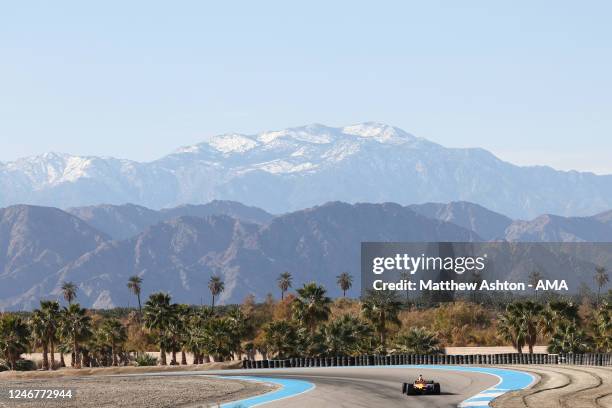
135,353,158,366
15,359,36,371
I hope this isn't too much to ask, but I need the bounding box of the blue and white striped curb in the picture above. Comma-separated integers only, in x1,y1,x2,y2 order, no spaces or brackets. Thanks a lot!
219,376,315,408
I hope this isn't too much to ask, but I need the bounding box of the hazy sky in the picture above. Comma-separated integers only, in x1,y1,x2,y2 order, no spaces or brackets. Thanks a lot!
1,1,611,173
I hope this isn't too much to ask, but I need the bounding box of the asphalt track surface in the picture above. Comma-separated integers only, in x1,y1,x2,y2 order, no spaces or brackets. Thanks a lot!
213,367,501,408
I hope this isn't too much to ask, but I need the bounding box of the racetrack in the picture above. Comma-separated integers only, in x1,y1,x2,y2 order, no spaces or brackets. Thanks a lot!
213,367,501,408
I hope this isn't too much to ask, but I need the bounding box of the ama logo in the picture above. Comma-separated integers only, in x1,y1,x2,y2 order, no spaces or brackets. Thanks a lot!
535,280,569,291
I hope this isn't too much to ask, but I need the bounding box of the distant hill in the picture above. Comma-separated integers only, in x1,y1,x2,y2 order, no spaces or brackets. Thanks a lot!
67,200,274,240
0,205,109,310
2,200,612,310
408,201,513,240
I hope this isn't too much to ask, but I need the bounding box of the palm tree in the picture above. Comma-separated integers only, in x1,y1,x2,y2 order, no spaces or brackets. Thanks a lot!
61,303,92,368
292,282,332,333
361,290,401,352
226,307,249,359
540,300,579,336
497,303,526,354
595,266,609,306
0,315,30,370
29,310,50,370
277,272,293,300
395,327,441,354
208,275,225,309
202,318,234,362
127,275,143,317
61,281,77,305
547,321,593,354
40,300,61,369
592,302,611,352
497,301,543,354
100,319,127,366
336,272,353,297
528,270,543,300
264,320,299,359
143,292,177,365
186,307,214,364
322,315,372,356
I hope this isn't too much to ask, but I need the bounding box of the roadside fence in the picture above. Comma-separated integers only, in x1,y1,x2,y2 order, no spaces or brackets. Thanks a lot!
241,353,612,369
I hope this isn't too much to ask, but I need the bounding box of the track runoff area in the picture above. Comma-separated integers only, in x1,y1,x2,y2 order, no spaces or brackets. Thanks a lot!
211,365,535,407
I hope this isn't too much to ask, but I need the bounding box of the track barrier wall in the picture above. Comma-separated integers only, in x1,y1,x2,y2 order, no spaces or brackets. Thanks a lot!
241,353,612,369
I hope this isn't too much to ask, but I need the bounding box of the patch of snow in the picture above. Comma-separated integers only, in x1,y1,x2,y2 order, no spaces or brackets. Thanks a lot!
255,160,318,174
207,134,258,153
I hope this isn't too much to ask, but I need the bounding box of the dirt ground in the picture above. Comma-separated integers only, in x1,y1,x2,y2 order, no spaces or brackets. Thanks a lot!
492,365,612,408
0,375,275,408
0,361,242,380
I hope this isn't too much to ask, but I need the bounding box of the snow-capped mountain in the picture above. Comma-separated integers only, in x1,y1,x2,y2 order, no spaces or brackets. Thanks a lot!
2,122,612,218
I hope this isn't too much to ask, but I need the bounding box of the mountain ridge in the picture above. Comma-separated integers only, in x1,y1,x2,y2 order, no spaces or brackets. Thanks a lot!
2,122,612,218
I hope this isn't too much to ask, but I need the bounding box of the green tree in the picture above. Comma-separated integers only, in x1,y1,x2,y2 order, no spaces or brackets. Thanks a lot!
592,301,611,352
61,303,92,368
264,320,299,359
39,300,61,369
336,272,353,297
127,275,143,317
29,310,50,370
395,327,441,354
321,315,372,356
185,307,213,364
100,318,127,366
61,281,77,305
226,307,250,359
361,290,401,353
143,292,177,365
292,282,331,333
595,266,610,306
540,300,579,336
277,271,293,300
497,304,526,354
0,315,30,370
202,318,234,362
208,275,225,309
497,301,543,354
547,321,593,354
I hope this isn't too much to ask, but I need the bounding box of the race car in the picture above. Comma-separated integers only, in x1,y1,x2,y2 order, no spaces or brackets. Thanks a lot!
402,376,441,395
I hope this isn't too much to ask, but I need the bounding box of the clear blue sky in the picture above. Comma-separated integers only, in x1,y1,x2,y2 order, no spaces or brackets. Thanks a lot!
1,1,611,173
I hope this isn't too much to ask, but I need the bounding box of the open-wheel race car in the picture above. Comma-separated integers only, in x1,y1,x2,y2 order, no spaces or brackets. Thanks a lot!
402,377,441,395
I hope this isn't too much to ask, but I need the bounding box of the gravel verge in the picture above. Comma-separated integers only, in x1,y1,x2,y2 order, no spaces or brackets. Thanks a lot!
0,375,276,408
491,365,612,408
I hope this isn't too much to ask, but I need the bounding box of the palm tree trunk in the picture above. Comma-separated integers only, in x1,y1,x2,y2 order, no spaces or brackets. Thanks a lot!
60,353,65,367
211,295,215,309
49,340,55,370
170,349,177,365
597,286,601,306
137,293,142,318
73,337,80,368
160,348,167,365
181,350,187,365
112,344,118,366
42,344,49,370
